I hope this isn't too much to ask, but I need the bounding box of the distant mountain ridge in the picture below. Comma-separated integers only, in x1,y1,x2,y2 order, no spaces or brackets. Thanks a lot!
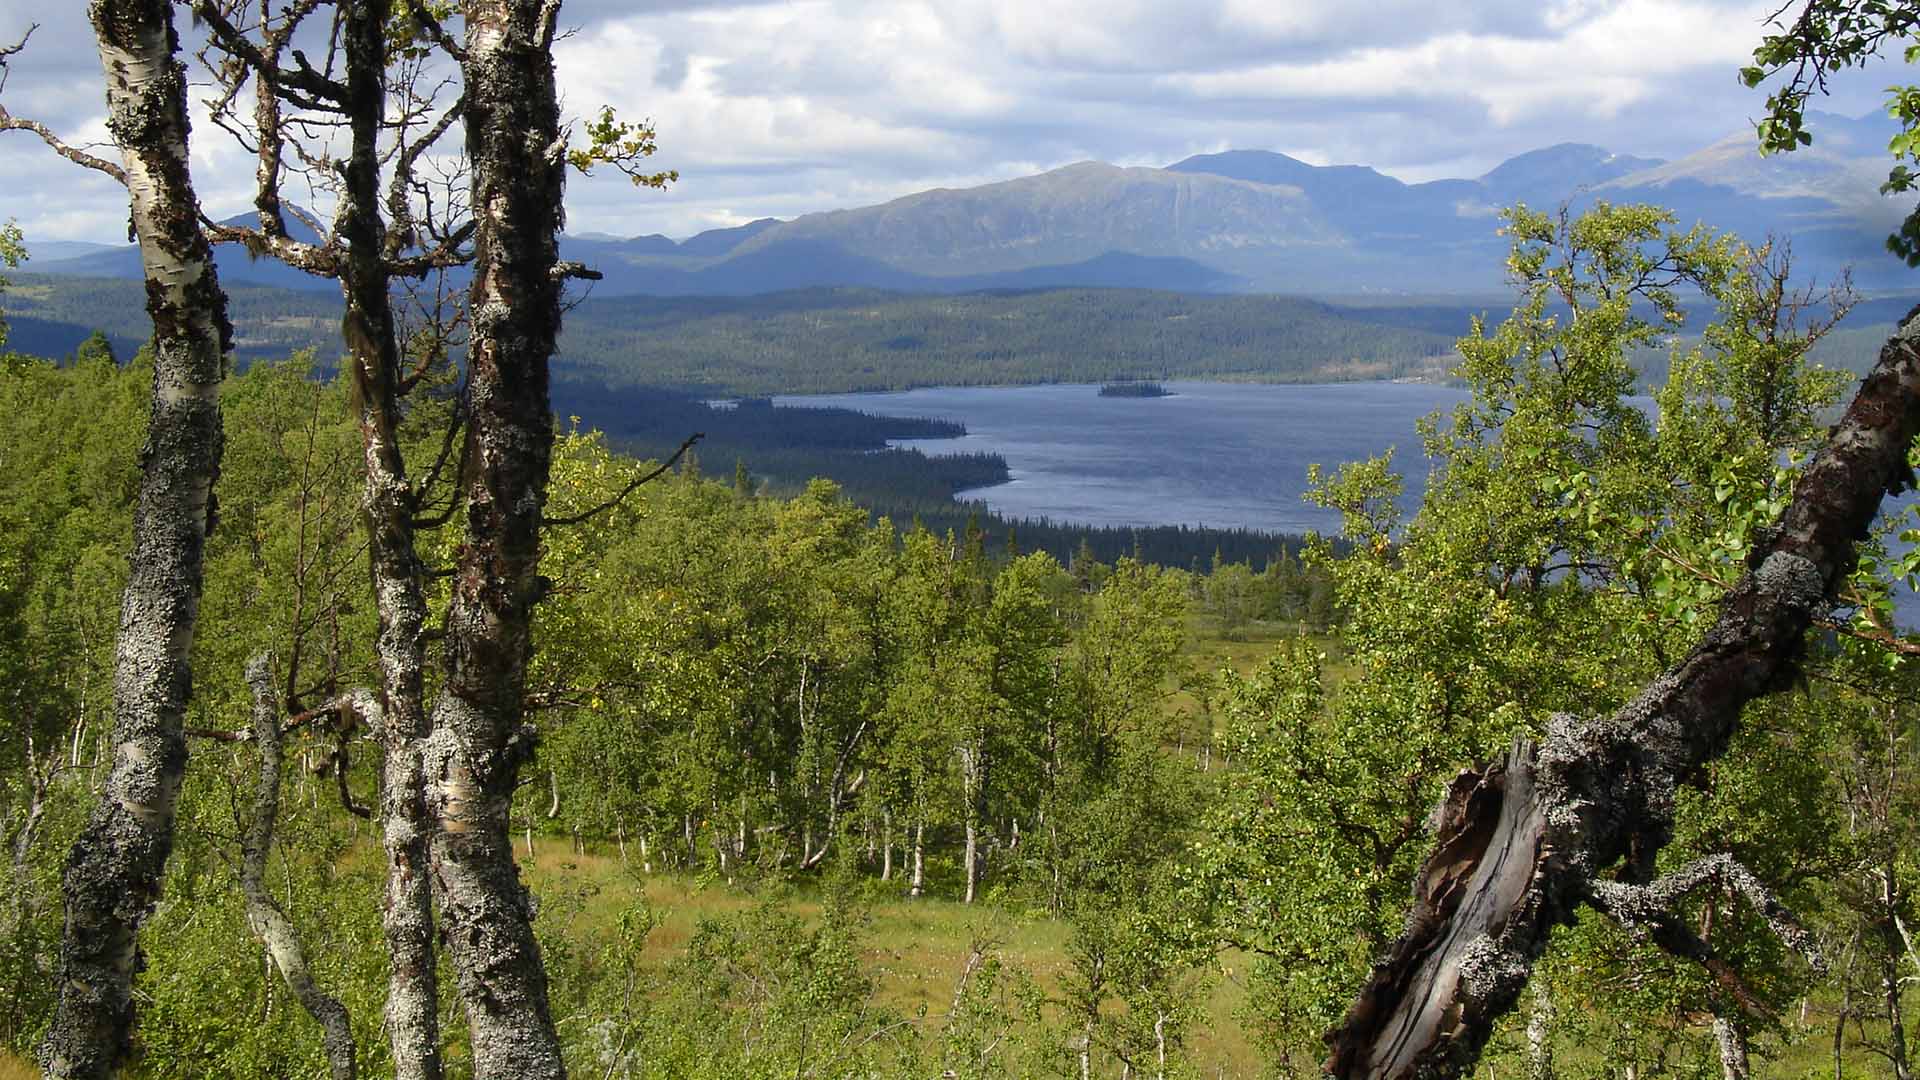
25,111,1913,296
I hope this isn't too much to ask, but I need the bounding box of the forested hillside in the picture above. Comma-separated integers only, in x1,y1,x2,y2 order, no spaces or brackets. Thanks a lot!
1,273,1461,395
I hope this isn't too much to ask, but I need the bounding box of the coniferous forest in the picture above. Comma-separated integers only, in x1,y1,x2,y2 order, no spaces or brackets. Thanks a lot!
3,4,1920,1080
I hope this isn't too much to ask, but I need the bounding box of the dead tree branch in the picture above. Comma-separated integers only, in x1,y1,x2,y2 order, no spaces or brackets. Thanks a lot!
240,655,357,1080
1588,853,1824,1021
0,30,129,188
1324,306,1920,1079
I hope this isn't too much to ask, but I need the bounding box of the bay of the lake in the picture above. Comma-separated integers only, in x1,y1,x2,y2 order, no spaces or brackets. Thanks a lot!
777,381,1472,536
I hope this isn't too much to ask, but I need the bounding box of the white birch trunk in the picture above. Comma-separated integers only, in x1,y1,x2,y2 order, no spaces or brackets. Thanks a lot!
44,4,229,1074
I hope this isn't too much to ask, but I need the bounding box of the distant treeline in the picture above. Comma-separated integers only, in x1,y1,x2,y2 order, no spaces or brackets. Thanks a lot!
2,274,1414,575
884,506,1327,576
2,273,341,366
558,285,1461,394
6,274,1466,395
554,379,1010,507
16,272,1918,401
557,381,966,450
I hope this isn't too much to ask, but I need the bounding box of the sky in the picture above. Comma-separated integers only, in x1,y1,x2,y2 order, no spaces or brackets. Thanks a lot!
0,0,1899,247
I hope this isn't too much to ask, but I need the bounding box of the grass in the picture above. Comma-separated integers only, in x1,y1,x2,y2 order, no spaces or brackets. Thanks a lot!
516,841,1264,1076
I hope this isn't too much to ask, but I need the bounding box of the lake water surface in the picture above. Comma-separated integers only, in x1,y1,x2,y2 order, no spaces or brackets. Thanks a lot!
781,379,1917,627
778,381,1471,536
779,380,1466,534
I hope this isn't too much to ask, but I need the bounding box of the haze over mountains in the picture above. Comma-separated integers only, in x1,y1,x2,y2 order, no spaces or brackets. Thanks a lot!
26,111,1911,297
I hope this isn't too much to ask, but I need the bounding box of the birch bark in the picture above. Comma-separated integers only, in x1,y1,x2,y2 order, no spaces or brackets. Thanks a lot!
240,657,357,1080
423,3,571,1076
334,4,443,1074
42,3,229,1074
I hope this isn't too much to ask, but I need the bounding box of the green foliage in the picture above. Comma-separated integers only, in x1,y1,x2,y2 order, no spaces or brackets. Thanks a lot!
567,106,678,190
1192,200,1886,1073
1747,1,1920,261
0,220,21,353
8,190,1916,1077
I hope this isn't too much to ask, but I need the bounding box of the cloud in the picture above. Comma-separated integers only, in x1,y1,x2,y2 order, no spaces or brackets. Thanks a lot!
0,0,1902,245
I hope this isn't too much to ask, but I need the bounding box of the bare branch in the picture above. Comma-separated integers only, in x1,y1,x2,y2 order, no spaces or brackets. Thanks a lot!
541,433,704,528
240,655,358,1080
0,22,38,94
0,104,127,185
399,0,467,62
1589,852,1825,1021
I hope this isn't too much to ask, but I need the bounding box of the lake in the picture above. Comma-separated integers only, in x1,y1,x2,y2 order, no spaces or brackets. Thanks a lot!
782,379,1917,627
777,381,1471,536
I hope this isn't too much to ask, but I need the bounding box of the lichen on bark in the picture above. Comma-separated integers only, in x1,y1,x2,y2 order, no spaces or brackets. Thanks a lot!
41,4,230,1077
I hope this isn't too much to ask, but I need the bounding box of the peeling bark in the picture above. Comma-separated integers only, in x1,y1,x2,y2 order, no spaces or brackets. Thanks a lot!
41,4,230,1076
1324,309,1920,1079
240,657,357,1080
423,3,570,1076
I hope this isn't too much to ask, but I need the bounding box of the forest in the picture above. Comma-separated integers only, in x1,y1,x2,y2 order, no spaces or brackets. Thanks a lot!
3,3,1920,1080
0,273,1468,395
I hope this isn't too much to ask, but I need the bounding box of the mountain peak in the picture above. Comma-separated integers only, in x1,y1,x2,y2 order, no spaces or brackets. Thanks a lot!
1167,149,1400,194
1478,143,1664,197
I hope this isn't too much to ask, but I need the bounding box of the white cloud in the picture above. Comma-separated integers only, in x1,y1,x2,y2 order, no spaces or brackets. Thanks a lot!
0,0,1897,245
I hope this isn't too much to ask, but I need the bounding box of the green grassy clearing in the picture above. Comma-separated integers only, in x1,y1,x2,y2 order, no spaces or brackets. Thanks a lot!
515,840,1264,1076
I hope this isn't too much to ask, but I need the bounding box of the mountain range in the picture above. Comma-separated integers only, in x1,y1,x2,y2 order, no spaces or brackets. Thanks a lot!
23,110,1914,297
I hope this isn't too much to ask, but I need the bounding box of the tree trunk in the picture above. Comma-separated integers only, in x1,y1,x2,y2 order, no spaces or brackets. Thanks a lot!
42,4,229,1075
960,743,985,904
1154,1010,1168,1080
423,3,569,1077
1324,309,1920,1079
1885,914,1912,1080
963,812,979,904
1834,932,1857,1080
1710,1010,1749,1080
1525,979,1553,1080
240,657,357,1080
911,818,925,898
881,807,893,881
333,3,445,1075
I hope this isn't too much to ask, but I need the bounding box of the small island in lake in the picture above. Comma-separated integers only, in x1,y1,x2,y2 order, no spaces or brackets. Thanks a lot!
1098,381,1171,398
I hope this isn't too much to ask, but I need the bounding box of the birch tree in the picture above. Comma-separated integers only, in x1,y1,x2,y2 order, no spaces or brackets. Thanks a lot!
1321,258,1920,1077
21,3,232,1075
186,2,470,1069
419,4,580,1074
1320,13,1920,1074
